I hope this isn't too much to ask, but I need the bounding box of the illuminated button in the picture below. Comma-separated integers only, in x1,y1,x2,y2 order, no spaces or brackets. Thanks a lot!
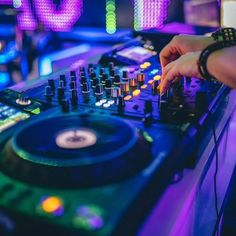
124,95,132,101
143,131,154,143
100,99,107,104
39,196,64,217
144,62,151,67
141,84,148,89
16,97,31,106
154,75,161,81
72,205,105,231
152,52,157,56
95,101,103,107
149,45,154,50
108,100,115,105
103,103,110,108
148,80,154,84
132,89,141,97
140,64,147,70
150,69,159,75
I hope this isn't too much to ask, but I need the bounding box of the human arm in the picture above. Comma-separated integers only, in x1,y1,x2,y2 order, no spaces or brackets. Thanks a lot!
159,34,215,68
159,46,236,95
207,45,236,88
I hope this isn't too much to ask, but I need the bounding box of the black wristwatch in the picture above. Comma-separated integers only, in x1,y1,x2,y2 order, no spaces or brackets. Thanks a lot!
211,27,236,43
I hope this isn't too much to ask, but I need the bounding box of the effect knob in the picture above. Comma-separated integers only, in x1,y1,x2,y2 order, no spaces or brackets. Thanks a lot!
61,99,70,113
70,81,77,89
144,100,153,114
114,75,121,86
79,66,85,72
57,87,65,99
70,70,76,78
48,79,55,91
45,86,53,101
95,84,103,96
70,89,78,105
60,74,66,85
101,74,108,85
120,82,129,94
92,78,100,89
118,95,125,107
109,62,114,71
82,82,90,94
129,78,138,87
111,87,121,98
137,73,145,84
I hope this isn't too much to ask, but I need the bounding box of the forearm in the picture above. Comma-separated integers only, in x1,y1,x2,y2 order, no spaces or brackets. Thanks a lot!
207,46,236,88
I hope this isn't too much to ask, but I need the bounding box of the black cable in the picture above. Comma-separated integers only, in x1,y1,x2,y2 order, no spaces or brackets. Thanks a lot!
211,112,220,236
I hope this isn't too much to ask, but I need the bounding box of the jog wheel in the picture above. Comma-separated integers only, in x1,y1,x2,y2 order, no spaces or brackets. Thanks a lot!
0,114,152,188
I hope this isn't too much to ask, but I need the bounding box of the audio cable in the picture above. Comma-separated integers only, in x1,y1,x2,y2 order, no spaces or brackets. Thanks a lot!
211,110,220,236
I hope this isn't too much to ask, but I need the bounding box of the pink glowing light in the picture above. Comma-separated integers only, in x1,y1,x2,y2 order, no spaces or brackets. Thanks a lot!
0,0,13,4
16,0,83,31
34,0,83,31
17,0,37,30
134,0,171,30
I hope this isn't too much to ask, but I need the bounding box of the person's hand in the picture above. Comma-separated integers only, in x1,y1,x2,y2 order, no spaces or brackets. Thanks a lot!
159,51,203,95
159,34,214,68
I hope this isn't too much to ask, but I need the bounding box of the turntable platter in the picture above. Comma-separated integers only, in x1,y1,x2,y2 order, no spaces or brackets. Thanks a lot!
0,114,152,188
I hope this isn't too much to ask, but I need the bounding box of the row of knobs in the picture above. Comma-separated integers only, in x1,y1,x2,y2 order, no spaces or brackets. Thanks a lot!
45,66,146,103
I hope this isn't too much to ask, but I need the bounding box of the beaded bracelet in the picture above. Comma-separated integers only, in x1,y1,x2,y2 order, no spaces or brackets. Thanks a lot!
198,41,236,81
212,27,236,43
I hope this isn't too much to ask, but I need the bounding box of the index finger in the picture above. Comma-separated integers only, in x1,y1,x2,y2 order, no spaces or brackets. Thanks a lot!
159,43,180,68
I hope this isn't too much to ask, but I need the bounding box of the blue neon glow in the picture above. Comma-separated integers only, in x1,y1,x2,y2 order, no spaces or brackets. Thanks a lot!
0,73,10,88
0,41,18,64
39,44,90,76
150,69,159,75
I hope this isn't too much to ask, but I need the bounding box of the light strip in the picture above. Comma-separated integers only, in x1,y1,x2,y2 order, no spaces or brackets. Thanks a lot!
134,0,171,30
106,0,117,34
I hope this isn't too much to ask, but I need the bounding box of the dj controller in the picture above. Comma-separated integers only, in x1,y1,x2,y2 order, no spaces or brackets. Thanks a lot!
0,36,234,235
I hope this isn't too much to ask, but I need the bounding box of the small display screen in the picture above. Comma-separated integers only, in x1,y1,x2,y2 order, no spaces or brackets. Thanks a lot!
0,103,30,133
116,46,153,63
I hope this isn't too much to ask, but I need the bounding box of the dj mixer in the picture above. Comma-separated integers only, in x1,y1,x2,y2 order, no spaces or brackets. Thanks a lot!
0,36,234,236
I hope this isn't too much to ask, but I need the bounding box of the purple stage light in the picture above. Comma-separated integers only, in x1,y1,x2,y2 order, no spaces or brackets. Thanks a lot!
17,0,37,30
134,0,171,30
0,0,13,4
34,0,83,31
16,0,83,31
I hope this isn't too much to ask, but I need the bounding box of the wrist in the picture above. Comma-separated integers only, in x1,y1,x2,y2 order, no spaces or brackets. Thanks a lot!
198,41,236,82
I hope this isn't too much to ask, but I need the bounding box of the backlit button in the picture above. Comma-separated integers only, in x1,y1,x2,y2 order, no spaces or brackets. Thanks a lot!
95,101,103,107
148,80,154,85
107,100,115,105
37,196,64,217
150,69,159,75
154,75,161,81
103,103,110,108
72,205,106,231
100,99,107,104
16,97,31,106
132,89,141,97
144,62,151,67
124,95,132,101
141,84,148,89
140,64,147,70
